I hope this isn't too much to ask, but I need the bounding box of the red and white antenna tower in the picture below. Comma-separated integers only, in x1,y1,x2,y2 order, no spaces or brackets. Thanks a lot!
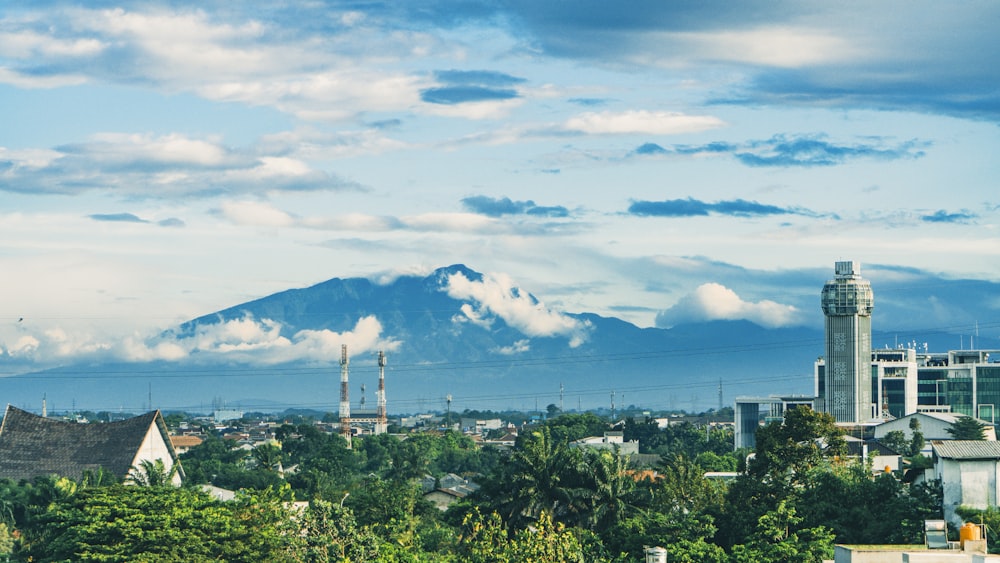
339,344,351,447
376,350,387,435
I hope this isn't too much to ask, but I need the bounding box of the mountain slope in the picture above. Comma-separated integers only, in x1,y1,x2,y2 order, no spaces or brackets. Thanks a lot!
3,265,825,413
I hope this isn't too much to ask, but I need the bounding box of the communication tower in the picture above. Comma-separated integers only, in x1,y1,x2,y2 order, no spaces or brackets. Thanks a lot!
339,344,351,446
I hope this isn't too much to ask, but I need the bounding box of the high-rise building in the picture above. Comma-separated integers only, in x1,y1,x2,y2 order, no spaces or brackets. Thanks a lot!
820,261,875,422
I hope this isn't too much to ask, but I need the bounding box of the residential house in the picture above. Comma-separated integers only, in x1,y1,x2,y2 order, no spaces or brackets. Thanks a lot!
932,440,1000,528
571,431,639,456
874,413,996,456
0,405,183,485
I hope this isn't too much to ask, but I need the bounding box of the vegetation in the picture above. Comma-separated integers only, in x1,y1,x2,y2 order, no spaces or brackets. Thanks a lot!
946,415,988,440
0,407,943,562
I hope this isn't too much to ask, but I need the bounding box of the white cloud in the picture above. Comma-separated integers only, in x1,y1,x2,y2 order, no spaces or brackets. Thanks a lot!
656,282,804,328
1,133,358,197
1,314,398,368
563,110,725,135
494,339,530,355
676,26,865,68
444,271,591,347
219,200,296,227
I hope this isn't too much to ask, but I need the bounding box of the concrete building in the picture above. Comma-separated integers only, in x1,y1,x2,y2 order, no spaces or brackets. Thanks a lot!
932,440,1000,528
915,350,1000,422
819,261,875,423
572,431,639,455
734,395,816,450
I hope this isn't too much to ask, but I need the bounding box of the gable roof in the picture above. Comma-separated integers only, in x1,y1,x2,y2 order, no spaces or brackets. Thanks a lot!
932,440,1000,460
0,405,180,482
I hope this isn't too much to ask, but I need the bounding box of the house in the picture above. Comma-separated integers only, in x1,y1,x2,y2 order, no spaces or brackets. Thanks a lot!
170,434,204,455
421,473,480,510
932,440,1000,528
571,431,639,456
0,405,184,485
873,413,997,454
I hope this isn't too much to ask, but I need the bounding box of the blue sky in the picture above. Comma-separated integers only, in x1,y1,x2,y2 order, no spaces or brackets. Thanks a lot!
1,1,999,372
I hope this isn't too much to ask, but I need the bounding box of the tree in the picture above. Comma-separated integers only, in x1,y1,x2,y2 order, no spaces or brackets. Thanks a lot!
946,416,987,440
127,458,178,487
717,407,844,548
730,500,835,563
909,417,926,455
475,426,584,528
252,443,285,472
17,485,303,562
456,509,587,563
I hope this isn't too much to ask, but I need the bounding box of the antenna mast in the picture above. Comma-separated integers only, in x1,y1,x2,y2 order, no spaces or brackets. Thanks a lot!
376,350,387,435
339,344,351,447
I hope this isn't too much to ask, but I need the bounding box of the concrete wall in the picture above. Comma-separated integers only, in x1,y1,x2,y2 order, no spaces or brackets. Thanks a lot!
939,458,1000,528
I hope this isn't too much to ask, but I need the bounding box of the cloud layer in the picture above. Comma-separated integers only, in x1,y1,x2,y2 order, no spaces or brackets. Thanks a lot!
655,282,804,329
444,270,592,347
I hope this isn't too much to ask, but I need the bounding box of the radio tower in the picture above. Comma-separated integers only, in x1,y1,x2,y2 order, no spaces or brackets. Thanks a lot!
339,344,351,447
376,350,387,435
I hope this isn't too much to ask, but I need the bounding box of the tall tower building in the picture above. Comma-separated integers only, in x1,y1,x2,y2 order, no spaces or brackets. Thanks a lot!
821,261,874,422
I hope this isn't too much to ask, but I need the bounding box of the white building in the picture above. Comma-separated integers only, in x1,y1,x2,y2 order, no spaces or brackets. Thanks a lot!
932,440,1000,528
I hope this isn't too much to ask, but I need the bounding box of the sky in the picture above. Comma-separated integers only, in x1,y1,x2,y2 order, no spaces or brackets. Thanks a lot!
1,1,999,375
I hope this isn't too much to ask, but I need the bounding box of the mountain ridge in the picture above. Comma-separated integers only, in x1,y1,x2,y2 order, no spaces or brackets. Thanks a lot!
1,264,951,414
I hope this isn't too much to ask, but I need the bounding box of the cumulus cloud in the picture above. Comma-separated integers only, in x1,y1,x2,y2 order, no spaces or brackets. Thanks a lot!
1,314,398,367
443,271,591,347
655,282,804,328
0,133,362,198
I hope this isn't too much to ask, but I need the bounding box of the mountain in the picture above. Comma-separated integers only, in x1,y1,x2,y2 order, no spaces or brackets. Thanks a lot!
2,264,944,415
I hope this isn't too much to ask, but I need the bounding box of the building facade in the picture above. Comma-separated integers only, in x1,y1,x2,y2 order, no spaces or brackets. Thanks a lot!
819,261,875,423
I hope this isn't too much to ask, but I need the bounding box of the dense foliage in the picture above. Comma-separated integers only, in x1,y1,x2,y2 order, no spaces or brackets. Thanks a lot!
0,408,943,562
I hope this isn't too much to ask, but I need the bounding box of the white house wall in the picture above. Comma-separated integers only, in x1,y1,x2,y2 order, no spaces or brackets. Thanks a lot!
939,458,1000,528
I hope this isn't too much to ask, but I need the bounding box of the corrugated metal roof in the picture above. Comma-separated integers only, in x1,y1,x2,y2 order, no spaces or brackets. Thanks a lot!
931,440,1000,460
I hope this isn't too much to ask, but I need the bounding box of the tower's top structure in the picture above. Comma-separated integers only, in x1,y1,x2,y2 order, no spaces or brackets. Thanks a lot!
821,261,873,317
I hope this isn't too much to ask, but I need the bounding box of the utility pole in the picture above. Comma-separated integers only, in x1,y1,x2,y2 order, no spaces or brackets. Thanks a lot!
446,394,452,429
560,382,564,413
718,378,723,412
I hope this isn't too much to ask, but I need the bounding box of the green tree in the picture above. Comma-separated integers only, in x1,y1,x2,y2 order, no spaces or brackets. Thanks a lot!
909,417,926,455
127,458,178,487
730,500,834,563
717,407,844,548
481,426,584,528
456,509,587,563
946,416,987,440
17,485,303,562
881,430,910,455
252,443,285,472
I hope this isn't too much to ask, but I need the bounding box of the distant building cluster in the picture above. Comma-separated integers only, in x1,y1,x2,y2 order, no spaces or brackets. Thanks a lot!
736,260,1000,529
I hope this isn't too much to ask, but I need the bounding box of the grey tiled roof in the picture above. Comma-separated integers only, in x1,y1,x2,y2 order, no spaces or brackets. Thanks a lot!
931,440,1000,460
0,405,167,482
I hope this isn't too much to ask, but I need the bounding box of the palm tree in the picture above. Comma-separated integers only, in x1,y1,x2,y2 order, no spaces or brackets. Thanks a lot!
496,427,582,528
575,448,635,531
127,459,178,487
252,443,285,472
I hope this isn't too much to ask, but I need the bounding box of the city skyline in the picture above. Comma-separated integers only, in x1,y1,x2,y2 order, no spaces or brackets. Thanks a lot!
2,2,999,373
